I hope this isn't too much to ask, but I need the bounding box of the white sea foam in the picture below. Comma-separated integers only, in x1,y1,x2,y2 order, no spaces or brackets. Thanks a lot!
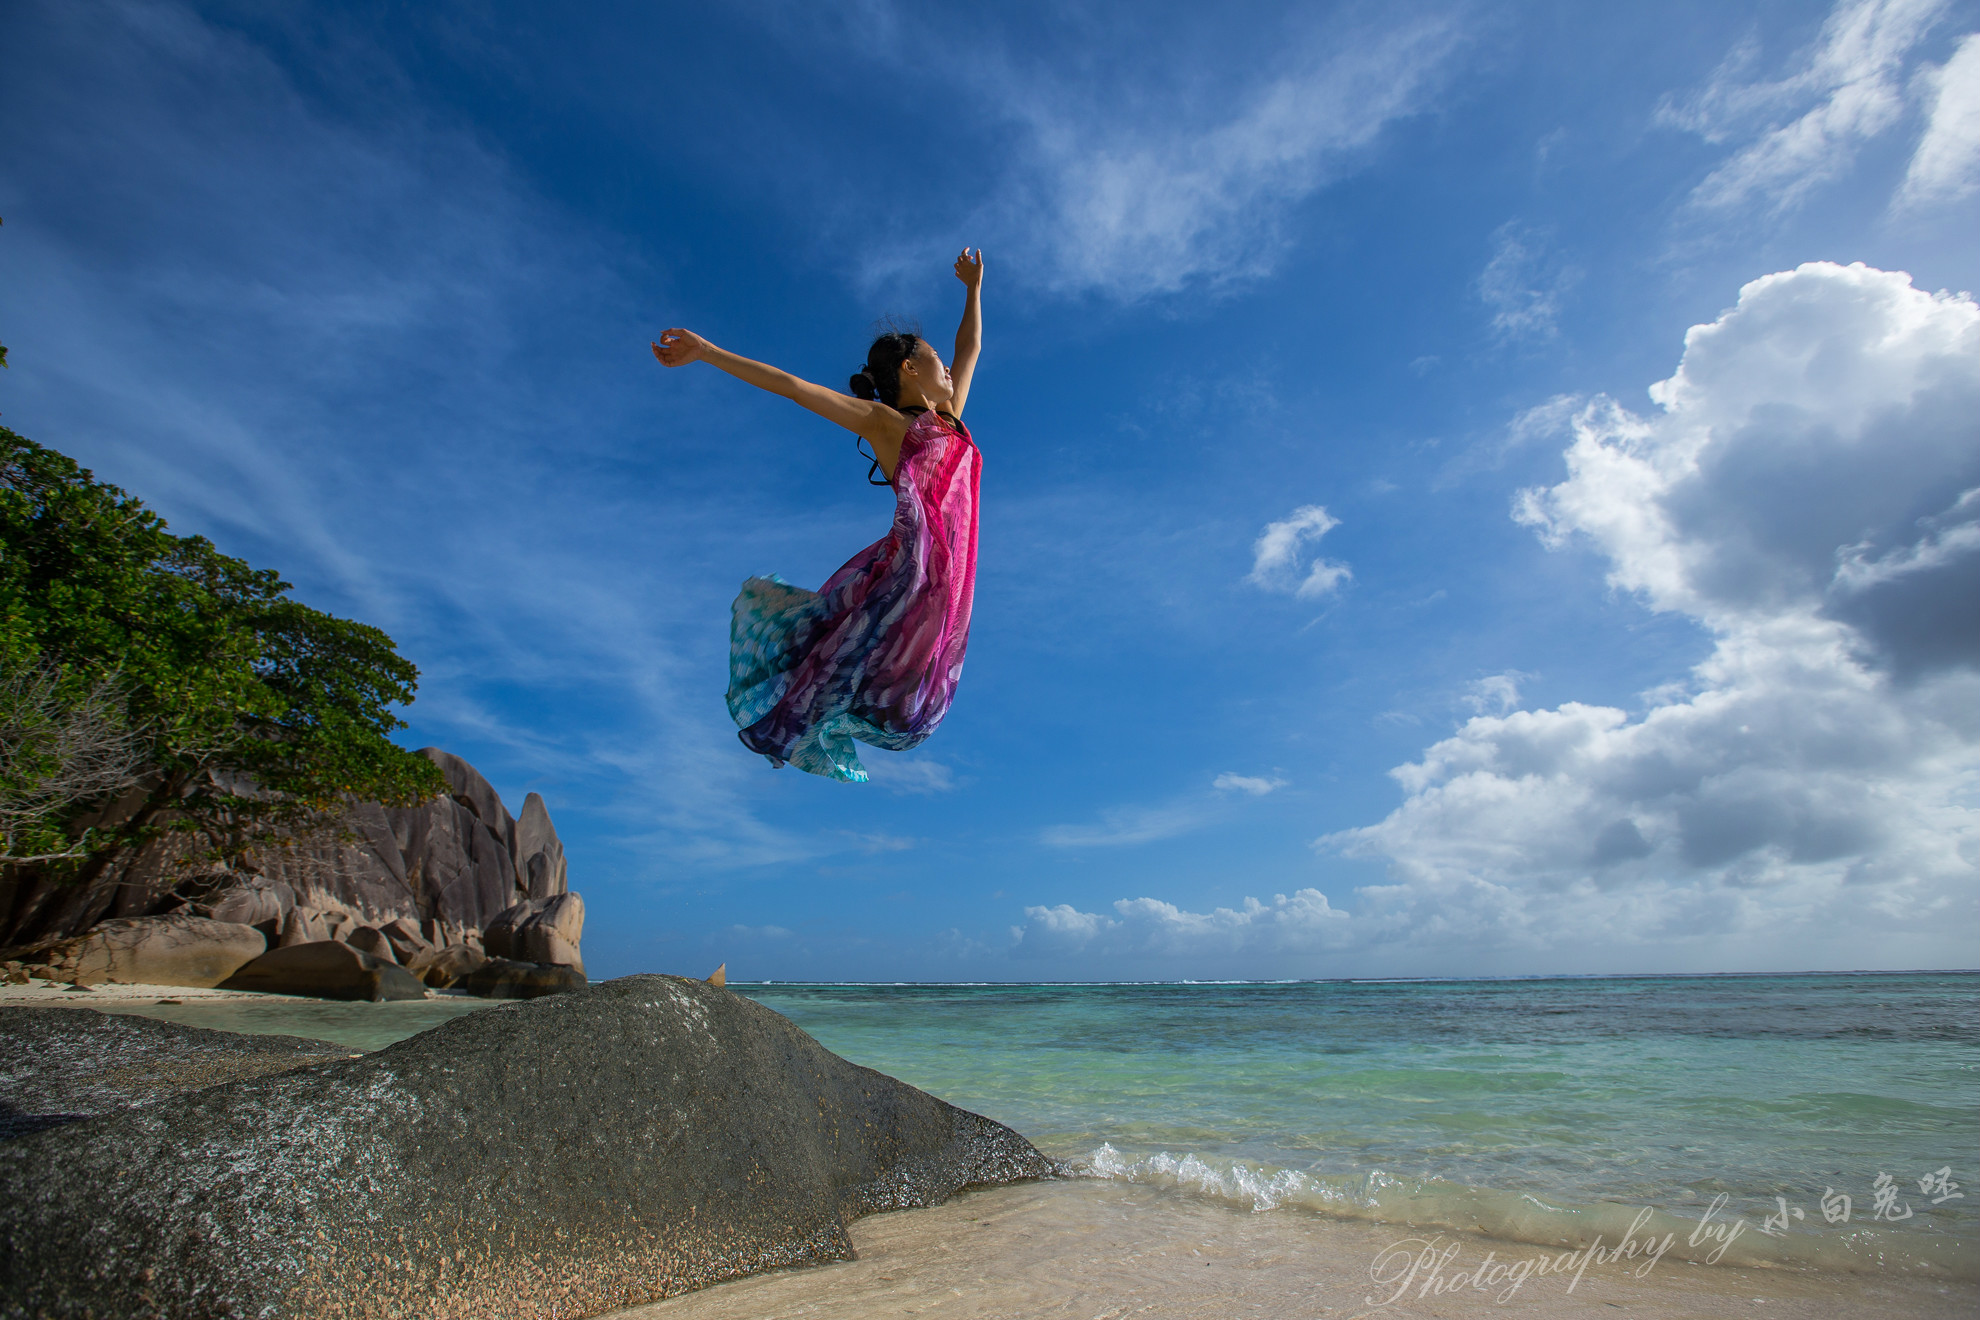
1085,1143,1382,1213
1080,1145,1977,1280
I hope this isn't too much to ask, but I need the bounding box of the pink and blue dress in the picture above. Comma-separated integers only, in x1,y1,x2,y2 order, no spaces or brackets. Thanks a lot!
726,408,981,781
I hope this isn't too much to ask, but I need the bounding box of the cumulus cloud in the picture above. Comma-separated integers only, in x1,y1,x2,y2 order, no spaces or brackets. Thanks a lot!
1660,0,1949,213
1898,31,1980,206
1022,262,1979,972
1514,262,1980,666
1328,261,1980,958
1013,891,1350,960
1247,505,1352,599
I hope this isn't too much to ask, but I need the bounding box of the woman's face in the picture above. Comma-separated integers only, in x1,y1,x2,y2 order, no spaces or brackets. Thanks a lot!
900,339,954,404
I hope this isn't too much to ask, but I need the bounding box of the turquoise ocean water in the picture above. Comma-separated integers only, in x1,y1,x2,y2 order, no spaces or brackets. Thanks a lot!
735,974,1979,1279
108,971,1977,1280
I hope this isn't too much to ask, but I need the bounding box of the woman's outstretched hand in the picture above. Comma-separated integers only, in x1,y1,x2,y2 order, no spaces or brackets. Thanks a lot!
652,328,708,368
954,248,984,289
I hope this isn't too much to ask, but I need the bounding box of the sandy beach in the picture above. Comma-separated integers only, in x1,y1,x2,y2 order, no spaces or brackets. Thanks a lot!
613,1177,1978,1320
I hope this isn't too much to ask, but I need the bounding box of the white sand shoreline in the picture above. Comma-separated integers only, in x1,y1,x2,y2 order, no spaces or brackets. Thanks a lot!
611,1179,1979,1320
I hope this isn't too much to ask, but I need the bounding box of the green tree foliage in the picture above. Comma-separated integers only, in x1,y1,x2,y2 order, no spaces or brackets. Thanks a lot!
0,427,444,874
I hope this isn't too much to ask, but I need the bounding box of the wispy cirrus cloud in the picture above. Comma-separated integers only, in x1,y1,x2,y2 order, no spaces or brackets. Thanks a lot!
815,3,1467,302
1039,800,1213,849
1659,0,1951,214
1478,222,1579,342
863,758,959,795
1897,31,1980,207
998,15,1465,300
1213,772,1287,796
1042,771,1286,847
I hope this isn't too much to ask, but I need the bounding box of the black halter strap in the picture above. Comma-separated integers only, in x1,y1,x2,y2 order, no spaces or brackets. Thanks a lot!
856,436,890,486
858,406,954,486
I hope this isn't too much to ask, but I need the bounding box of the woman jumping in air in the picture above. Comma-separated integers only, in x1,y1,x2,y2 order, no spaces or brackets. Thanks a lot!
651,248,984,782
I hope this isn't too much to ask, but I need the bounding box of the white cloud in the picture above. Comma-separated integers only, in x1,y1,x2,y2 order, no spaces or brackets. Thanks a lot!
863,758,958,795
1039,800,1212,849
1013,891,1350,959
1478,222,1578,341
1661,0,1949,213
1011,17,1460,299
1043,773,1288,848
1020,262,1979,973
1326,261,1980,963
1898,31,1980,205
1214,773,1286,796
834,8,1464,302
1247,505,1352,599
1463,673,1526,715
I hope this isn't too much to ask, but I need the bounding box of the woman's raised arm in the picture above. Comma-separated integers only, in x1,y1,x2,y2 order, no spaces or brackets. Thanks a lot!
948,249,983,418
652,329,903,447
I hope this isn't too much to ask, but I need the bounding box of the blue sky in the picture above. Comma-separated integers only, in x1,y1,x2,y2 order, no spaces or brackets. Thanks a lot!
3,0,1976,980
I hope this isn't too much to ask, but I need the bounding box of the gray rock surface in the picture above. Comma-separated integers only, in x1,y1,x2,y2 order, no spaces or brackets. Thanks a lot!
0,975,1062,1320
220,940,429,1002
0,1008,353,1140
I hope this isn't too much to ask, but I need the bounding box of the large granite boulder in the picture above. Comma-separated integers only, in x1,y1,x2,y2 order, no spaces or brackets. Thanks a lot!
344,925,398,963
0,750,571,955
197,879,295,933
0,975,1061,1319
484,893,584,974
454,955,585,999
26,915,267,989
406,943,487,989
515,791,568,900
219,940,429,1002
0,1008,353,1140
378,917,430,962
275,905,328,947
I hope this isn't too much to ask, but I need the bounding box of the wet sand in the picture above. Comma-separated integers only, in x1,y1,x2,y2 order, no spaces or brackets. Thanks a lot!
610,1178,1977,1320
0,979,498,1050
0,979,284,1005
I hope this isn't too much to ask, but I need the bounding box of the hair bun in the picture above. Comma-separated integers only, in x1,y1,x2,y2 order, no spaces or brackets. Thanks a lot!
849,368,878,401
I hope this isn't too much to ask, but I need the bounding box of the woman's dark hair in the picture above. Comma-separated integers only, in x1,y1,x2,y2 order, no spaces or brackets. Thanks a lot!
849,330,924,485
849,331,921,408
